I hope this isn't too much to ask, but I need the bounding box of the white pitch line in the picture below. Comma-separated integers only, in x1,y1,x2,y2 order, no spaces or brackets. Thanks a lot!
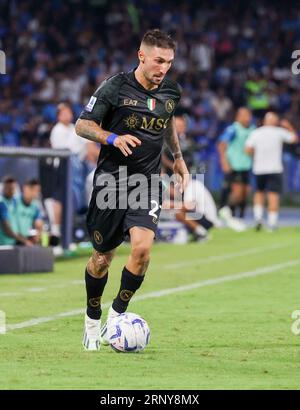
0,242,291,298
164,242,292,269
0,280,85,298
6,258,300,332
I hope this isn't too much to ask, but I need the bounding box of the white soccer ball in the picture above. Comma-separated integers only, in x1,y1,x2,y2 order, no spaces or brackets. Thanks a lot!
107,312,150,353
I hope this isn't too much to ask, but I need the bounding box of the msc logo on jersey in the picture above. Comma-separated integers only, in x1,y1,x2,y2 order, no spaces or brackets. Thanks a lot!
141,116,170,131
124,114,170,131
165,99,175,113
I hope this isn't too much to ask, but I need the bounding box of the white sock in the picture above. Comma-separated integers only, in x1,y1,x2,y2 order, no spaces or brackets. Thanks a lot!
195,225,208,236
108,306,120,320
268,212,278,228
253,204,264,223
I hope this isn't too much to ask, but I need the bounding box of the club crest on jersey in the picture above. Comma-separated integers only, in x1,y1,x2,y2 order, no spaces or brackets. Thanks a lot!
147,98,156,111
165,99,175,113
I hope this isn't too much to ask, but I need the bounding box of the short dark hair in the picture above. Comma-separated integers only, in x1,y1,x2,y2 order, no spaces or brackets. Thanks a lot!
141,29,176,51
24,178,40,187
2,175,16,184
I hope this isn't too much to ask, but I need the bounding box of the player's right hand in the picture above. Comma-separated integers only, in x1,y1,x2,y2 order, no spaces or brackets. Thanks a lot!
113,134,141,157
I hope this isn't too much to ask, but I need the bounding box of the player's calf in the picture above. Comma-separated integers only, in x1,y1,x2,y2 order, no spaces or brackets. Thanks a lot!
128,243,151,275
85,250,115,320
83,249,115,351
87,249,115,278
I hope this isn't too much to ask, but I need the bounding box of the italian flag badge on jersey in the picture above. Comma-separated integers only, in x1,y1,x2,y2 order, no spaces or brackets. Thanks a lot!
147,98,156,111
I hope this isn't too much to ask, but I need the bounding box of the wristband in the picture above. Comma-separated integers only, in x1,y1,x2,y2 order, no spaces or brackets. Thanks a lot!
106,133,118,145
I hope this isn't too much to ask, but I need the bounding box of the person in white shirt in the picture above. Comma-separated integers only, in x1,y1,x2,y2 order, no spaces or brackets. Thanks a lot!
46,103,98,248
245,112,298,230
50,103,88,159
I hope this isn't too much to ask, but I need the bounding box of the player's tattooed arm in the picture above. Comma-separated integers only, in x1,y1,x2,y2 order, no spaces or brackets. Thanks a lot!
75,119,112,145
164,117,183,160
165,117,190,192
75,119,141,156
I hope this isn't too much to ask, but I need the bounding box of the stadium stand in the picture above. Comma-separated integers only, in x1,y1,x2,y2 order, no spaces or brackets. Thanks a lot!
1,0,300,151
0,0,299,250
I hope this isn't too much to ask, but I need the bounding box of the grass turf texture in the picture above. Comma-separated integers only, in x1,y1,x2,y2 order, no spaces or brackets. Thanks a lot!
0,227,300,390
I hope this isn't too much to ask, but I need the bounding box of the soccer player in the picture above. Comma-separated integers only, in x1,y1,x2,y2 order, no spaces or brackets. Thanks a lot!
75,29,189,351
217,107,255,221
245,112,298,230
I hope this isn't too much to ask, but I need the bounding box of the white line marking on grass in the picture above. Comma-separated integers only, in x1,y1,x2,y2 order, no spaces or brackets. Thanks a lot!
0,281,85,298
6,258,300,332
164,242,292,269
0,242,291,298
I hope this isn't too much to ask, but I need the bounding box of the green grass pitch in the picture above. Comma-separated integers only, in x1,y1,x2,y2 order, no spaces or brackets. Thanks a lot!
0,227,300,390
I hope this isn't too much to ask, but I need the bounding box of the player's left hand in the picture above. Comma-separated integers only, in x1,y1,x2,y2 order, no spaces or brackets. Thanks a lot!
173,158,190,194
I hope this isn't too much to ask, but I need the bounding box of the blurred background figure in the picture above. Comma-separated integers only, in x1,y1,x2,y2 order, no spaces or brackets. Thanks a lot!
15,179,43,244
217,107,254,224
246,113,298,231
175,177,221,243
0,176,43,246
42,102,98,248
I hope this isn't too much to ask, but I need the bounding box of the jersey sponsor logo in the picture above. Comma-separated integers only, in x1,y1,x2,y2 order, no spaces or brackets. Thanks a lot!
93,230,103,245
123,113,170,131
165,99,175,113
85,96,97,112
123,98,138,106
141,116,170,131
124,113,140,129
120,290,134,302
147,98,156,111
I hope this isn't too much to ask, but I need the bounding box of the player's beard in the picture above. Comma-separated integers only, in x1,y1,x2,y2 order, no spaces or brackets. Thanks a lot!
153,72,164,82
145,71,164,86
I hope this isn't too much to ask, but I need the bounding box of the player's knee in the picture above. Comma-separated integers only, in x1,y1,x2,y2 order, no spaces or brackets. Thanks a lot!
131,244,151,265
87,250,114,278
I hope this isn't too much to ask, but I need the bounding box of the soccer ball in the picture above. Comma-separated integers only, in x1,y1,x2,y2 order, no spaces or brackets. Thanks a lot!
107,312,150,353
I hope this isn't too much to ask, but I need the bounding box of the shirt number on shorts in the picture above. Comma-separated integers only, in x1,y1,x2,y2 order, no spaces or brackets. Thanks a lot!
149,200,161,219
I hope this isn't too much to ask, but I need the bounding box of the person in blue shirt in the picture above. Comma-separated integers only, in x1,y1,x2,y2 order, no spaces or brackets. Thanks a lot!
217,107,255,219
0,176,31,246
15,179,43,244
0,177,43,246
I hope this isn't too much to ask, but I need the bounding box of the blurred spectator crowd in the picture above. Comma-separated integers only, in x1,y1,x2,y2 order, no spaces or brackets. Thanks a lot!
1,0,300,159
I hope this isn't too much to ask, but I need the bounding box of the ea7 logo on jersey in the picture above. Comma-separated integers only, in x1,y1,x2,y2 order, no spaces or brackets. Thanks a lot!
85,96,97,112
123,98,138,106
